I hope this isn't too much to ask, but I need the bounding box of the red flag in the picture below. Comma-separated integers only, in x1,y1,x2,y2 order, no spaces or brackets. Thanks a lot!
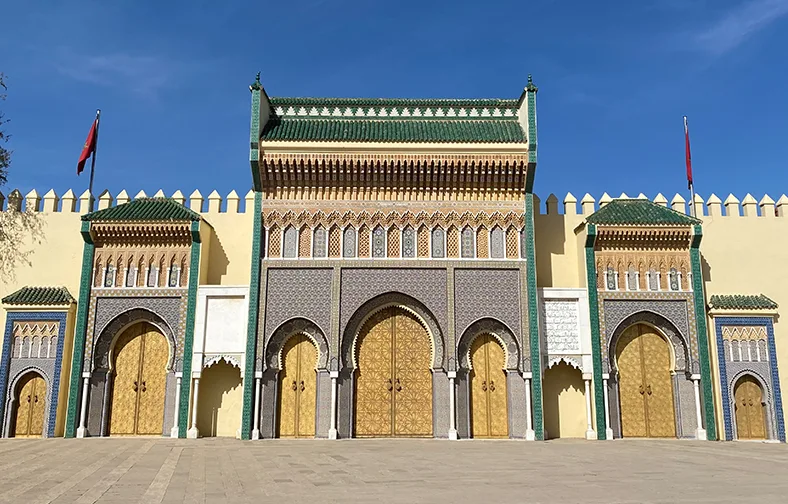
77,117,98,175
684,116,693,189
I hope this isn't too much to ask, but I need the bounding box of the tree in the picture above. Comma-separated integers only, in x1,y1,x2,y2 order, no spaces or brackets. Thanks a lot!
0,73,43,283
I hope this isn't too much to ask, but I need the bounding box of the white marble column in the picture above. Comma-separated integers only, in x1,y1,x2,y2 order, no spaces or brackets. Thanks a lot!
187,375,200,439
76,372,91,438
447,371,458,440
602,373,614,440
583,373,596,440
252,372,262,440
691,374,707,440
170,373,182,438
523,371,535,441
329,371,339,439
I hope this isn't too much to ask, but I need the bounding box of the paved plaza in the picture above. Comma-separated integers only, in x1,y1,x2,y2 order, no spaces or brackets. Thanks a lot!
0,438,786,504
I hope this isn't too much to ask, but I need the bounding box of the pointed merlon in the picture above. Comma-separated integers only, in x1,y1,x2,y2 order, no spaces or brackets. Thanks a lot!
760,194,775,205
153,189,166,198
724,194,740,217
637,193,648,200
599,192,612,207
653,193,668,206
207,190,222,213
545,193,559,215
98,190,113,210
581,193,596,215
171,190,186,205
61,189,76,212
190,190,204,212
25,189,41,212
134,190,147,199
563,192,578,215
78,189,93,214
226,190,240,213
741,193,758,217
618,192,629,199
116,190,130,206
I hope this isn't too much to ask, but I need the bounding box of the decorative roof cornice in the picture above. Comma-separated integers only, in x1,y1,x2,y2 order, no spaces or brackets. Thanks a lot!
587,199,701,227
91,221,194,245
83,198,201,222
709,294,778,311
3,286,74,306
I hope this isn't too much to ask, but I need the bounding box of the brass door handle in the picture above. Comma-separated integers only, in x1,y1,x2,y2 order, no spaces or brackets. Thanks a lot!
133,381,138,392
291,380,297,391
387,378,393,391
34,395,38,403
646,385,652,396
300,380,305,392
489,380,496,392
482,380,487,391
26,395,31,403
395,378,402,392
639,385,645,395
141,381,147,392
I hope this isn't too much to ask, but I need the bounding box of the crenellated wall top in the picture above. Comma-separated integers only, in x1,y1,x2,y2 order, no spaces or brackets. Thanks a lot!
4,188,788,220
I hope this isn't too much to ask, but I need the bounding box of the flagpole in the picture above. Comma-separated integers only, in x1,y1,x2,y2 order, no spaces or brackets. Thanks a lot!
684,116,695,218
88,109,101,212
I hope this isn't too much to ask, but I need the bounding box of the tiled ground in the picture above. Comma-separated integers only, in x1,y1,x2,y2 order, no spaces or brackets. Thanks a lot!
0,437,786,503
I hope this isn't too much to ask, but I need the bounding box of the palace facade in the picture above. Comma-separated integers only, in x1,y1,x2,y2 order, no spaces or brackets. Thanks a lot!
0,76,785,442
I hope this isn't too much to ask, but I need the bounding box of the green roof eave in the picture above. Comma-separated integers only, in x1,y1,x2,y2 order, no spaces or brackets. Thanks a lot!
2,286,75,306
269,97,519,109
82,198,201,222
260,118,526,144
586,199,701,227
709,294,778,311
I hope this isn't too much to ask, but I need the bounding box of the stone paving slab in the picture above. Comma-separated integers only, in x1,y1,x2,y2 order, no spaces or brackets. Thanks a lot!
0,438,786,503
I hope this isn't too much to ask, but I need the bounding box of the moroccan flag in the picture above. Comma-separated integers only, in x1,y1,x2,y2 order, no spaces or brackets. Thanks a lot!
77,116,98,175
684,116,693,189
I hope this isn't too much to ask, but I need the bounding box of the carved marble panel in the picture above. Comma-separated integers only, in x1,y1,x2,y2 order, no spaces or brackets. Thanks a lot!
542,299,581,354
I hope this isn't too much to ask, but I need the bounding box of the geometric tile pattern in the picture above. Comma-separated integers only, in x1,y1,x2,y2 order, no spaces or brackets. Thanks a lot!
454,269,521,346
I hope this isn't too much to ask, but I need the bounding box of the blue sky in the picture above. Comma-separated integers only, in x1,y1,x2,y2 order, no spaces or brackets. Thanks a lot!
2,0,788,209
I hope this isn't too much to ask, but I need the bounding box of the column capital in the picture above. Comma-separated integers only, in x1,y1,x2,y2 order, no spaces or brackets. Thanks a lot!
255,371,263,379
329,371,340,379
690,373,701,381
521,371,533,380
582,373,593,381
447,371,457,379
81,372,91,378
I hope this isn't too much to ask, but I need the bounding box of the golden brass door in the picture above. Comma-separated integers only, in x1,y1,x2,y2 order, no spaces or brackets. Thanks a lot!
110,323,168,436
13,373,46,437
354,308,433,437
470,334,508,438
616,324,676,438
735,376,766,440
277,334,317,438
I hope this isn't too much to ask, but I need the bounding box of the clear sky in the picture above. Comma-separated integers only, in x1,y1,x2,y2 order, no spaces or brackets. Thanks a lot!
2,0,787,209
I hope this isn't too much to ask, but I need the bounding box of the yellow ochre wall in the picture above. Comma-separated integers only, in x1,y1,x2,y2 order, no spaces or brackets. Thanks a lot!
196,360,243,437
542,361,587,439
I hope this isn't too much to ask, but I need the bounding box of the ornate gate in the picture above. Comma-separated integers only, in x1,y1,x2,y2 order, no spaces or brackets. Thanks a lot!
109,322,168,435
616,324,676,438
13,373,46,438
277,334,317,438
354,307,433,437
734,376,766,440
469,334,508,438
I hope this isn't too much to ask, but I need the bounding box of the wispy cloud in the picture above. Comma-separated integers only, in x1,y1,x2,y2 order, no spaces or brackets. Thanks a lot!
52,48,182,98
695,0,788,55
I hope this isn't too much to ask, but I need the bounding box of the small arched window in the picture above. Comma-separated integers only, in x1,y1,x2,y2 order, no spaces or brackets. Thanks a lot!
431,228,445,258
372,226,386,258
343,227,357,258
402,226,416,258
283,226,298,258
313,227,327,258
461,226,474,258
490,227,505,258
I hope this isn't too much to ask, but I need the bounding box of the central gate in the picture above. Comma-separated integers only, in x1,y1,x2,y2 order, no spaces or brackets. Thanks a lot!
354,307,433,437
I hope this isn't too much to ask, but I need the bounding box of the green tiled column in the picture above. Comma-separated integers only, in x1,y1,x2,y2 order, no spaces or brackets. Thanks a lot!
524,193,543,440
241,192,263,440
584,224,607,440
690,224,717,440
65,221,94,438
177,221,202,437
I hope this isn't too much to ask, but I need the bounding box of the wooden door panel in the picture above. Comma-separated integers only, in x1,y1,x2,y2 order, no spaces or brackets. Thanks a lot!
641,330,676,438
297,336,317,438
469,335,489,437
14,374,35,437
110,325,142,435
277,334,301,437
28,377,46,437
136,326,168,435
486,336,509,438
616,326,647,438
355,310,394,437
393,310,432,437
736,377,766,440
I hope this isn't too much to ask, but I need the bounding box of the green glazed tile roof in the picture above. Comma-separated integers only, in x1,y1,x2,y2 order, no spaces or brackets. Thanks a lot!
709,294,778,310
3,286,74,305
262,96,526,144
82,198,200,222
261,119,525,144
587,199,701,226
